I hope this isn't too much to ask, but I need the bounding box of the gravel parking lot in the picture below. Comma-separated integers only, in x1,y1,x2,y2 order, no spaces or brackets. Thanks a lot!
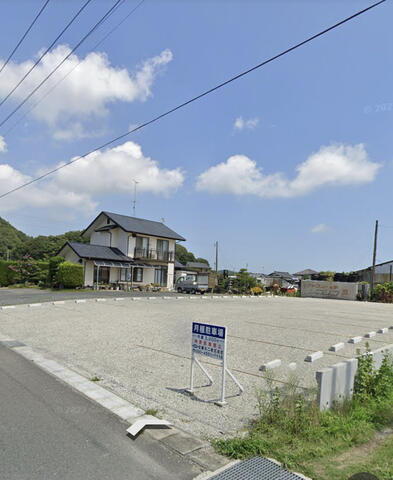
1,296,392,439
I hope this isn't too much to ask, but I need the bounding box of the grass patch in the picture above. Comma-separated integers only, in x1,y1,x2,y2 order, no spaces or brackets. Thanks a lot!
145,408,159,416
213,354,393,479
309,431,393,480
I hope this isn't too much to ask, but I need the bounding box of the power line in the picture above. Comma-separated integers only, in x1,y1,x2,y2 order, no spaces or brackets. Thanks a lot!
0,0,386,201
4,0,145,137
0,0,52,76
0,0,93,110
0,0,123,129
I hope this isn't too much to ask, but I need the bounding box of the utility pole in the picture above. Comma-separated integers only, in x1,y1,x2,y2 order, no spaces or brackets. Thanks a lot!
370,219,378,295
214,241,218,273
132,179,139,217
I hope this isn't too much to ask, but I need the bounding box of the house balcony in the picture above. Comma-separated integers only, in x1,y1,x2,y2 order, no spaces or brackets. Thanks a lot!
134,248,175,262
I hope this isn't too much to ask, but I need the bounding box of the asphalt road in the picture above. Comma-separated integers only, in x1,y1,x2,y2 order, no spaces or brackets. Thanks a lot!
0,345,200,480
0,287,183,306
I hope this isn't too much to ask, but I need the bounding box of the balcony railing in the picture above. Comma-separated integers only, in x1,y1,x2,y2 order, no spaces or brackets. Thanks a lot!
134,248,174,262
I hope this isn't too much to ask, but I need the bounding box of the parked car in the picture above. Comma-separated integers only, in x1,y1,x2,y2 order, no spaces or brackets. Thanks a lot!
175,273,209,294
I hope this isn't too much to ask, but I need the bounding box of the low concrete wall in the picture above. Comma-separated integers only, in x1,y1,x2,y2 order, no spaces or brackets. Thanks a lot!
301,280,359,301
316,344,393,410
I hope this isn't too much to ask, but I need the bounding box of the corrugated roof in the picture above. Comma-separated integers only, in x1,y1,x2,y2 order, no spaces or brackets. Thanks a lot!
103,211,186,241
64,242,133,262
186,262,210,269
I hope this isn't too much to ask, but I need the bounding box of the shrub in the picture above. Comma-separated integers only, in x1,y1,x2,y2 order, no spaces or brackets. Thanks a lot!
372,282,393,303
0,260,18,286
250,286,264,295
48,256,65,287
56,261,83,288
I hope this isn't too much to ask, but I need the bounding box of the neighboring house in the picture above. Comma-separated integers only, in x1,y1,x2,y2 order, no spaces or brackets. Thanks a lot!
185,261,210,273
58,211,185,289
266,271,296,288
354,260,393,284
249,272,269,287
174,260,210,281
293,269,319,280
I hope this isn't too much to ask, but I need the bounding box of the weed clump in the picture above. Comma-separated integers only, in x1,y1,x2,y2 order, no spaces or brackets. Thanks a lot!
214,353,393,475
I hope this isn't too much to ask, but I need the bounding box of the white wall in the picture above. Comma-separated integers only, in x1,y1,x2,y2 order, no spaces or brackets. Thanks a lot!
109,267,120,283
90,231,111,246
84,261,94,286
63,248,80,264
142,267,155,284
167,263,175,289
301,280,359,301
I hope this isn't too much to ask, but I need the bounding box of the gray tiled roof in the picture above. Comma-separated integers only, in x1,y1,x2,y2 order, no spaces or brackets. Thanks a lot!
268,271,294,279
293,269,319,276
66,242,133,262
103,211,186,241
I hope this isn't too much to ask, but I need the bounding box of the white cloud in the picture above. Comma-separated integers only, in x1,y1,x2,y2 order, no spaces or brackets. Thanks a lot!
311,223,329,233
196,144,380,198
0,46,172,130
0,140,184,215
0,163,95,214
53,141,184,197
234,116,259,131
0,135,7,153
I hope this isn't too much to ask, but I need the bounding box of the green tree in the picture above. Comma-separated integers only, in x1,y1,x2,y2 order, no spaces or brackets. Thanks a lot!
48,256,65,287
8,255,40,284
12,230,87,260
234,268,257,293
175,244,196,265
195,257,209,265
0,217,28,260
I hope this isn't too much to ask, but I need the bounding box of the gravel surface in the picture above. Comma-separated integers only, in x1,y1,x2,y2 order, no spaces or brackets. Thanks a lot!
1,296,392,439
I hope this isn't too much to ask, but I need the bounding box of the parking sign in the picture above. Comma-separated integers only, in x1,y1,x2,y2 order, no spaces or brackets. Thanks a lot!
192,322,226,361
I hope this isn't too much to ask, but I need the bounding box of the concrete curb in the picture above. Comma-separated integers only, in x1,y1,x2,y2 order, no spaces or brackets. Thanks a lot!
0,332,230,475
0,294,273,311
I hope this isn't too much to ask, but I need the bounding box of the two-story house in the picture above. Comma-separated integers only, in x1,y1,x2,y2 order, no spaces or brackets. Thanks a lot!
58,211,185,289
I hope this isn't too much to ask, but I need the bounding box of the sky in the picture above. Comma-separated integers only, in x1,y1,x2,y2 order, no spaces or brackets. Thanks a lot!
0,0,392,273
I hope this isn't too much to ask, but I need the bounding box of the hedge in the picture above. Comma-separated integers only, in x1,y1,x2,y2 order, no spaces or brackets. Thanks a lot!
56,261,84,288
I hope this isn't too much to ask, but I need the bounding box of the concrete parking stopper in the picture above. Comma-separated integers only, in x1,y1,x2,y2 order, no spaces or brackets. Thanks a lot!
377,328,388,334
365,332,376,338
329,343,345,352
259,359,281,371
348,336,362,344
305,351,323,362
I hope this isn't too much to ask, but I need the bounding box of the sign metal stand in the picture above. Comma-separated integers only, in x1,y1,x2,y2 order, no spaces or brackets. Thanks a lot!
186,322,244,406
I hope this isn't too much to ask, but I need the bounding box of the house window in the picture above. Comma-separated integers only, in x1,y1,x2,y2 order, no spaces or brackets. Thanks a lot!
93,266,110,284
133,267,143,282
154,267,167,286
135,237,149,257
120,268,132,282
156,239,169,261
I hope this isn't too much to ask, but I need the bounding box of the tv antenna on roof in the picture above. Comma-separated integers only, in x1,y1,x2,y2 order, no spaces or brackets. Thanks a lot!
132,179,139,217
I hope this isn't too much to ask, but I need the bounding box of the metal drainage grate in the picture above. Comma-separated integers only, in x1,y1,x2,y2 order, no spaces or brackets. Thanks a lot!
210,457,307,480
